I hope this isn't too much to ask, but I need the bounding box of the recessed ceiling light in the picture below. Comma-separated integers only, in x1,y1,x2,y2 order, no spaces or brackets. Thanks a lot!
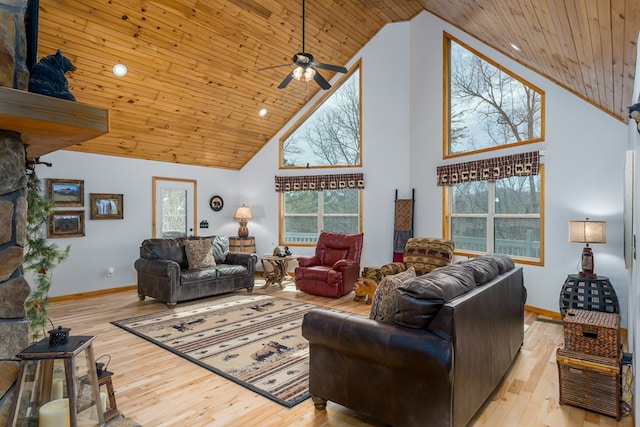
509,43,521,52
112,64,127,76
258,108,268,117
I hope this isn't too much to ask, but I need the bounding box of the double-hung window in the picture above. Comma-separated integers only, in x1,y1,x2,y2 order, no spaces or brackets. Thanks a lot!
276,174,363,246
448,168,543,263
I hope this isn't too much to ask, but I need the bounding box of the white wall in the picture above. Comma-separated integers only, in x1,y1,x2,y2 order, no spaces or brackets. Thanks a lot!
239,21,414,266
38,11,631,330
31,152,241,297
406,12,629,325
629,30,640,427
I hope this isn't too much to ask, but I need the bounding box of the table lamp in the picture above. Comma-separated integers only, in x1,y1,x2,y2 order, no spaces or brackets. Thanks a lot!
233,205,253,238
569,218,606,278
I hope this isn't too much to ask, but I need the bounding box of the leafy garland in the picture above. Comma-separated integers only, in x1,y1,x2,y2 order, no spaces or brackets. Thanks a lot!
23,166,70,342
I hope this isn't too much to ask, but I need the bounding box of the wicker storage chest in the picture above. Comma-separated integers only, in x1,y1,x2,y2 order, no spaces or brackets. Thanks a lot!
556,348,621,420
563,309,620,358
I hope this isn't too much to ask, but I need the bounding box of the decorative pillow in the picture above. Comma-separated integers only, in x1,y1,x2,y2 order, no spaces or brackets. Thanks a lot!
369,267,416,324
211,235,229,263
394,264,476,329
380,262,407,277
184,238,216,269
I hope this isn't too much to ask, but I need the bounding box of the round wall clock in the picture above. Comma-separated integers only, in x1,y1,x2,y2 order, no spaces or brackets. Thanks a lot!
209,195,223,212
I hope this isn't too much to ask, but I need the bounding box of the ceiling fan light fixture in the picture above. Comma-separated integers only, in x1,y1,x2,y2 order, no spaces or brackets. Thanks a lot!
292,66,316,82
304,67,316,81
292,66,304,80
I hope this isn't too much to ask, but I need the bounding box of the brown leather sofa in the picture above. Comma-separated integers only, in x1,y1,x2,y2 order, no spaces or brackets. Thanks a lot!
302,255,525,427
134,235,257,307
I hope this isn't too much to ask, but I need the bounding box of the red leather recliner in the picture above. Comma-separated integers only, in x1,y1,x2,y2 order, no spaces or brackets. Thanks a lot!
295,231,364,298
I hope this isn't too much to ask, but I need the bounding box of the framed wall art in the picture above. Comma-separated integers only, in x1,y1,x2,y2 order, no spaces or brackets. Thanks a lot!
47,178,84,207
90,193,124,220
209,195,223,212
48,210,85,238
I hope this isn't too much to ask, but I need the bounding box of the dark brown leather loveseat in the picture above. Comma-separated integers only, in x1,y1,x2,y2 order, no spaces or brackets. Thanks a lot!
134,235,257,307
302,254,525,427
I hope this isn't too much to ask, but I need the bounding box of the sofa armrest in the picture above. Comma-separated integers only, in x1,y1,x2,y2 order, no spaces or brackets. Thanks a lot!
332,259,356,269
380,262,407,276
302,309,452,378
297,255,320,267
134,258,180,278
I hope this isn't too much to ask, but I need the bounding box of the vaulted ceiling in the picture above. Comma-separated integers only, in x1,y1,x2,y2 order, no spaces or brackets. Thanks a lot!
37,0,640,170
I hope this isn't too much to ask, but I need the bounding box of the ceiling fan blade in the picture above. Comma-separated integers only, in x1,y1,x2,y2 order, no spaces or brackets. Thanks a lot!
258,63,292,71
314,62,348,74
278,71,295,89
313,70,331,90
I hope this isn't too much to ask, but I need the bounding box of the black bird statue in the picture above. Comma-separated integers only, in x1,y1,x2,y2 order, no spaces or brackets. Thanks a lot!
28,50,77,101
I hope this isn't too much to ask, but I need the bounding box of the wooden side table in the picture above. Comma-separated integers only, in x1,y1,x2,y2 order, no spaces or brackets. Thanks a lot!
229,236,256,253
260,255,297,289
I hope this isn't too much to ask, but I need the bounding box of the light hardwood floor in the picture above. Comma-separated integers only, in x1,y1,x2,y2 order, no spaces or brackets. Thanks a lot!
46,279,634,427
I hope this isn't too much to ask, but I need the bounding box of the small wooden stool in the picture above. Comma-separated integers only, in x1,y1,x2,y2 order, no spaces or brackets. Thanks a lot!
98,370,120,422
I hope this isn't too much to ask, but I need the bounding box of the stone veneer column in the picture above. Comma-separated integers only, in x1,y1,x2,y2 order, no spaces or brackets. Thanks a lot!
0,0,31,424
0,133,29,426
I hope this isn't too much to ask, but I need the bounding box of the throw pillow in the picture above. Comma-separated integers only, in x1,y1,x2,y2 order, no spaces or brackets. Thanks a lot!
369,267,416,324
184,238,216,269
211,235,230,263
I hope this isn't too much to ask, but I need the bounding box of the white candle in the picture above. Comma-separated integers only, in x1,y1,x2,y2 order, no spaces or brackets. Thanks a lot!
39,398,70,427
100,391,107,412
51,378,63,400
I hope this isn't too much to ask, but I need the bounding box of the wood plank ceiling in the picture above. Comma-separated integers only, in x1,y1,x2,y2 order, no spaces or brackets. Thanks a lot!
36,0,640,170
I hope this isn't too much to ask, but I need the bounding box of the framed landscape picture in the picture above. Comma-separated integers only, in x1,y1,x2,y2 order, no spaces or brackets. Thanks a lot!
90,193,124,220
47,179,84,207
48,210,85,238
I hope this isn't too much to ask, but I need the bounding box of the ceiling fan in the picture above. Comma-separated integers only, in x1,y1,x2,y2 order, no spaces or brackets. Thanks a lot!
260,0,348,90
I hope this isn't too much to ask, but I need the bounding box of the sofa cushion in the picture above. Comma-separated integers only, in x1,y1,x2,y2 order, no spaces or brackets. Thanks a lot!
324,248,348,266
483,253,515,273
184,238,216,269
395,264,476,329
462,256,500,284
141,237,189,269
369,267,416,324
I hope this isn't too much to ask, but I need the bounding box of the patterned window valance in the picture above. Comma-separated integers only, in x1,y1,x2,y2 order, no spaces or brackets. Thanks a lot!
275,173,364,192
437,151,539,186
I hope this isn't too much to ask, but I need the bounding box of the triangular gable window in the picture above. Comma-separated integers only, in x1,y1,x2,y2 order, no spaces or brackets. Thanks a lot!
444,33,544,158
280,61,361,169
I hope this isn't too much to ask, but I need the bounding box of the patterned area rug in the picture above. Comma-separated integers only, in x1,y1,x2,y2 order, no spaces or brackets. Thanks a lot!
111,294,324,407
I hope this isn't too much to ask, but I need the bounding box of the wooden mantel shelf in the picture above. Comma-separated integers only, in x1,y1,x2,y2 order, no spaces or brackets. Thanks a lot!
0,86,109,159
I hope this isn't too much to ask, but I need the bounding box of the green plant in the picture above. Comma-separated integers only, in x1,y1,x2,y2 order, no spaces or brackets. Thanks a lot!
23,166,70,342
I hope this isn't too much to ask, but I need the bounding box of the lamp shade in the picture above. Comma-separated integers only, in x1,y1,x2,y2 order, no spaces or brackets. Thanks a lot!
233,205,253,220
569,219,607,244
